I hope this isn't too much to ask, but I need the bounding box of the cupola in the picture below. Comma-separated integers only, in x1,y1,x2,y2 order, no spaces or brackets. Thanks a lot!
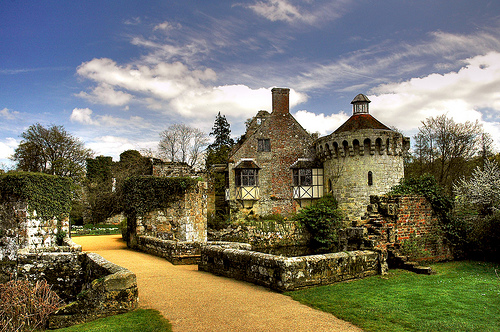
351,93,370,115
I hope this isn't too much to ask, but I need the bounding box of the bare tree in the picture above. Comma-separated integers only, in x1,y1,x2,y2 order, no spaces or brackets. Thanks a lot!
158,124,208,167
411,115,485,193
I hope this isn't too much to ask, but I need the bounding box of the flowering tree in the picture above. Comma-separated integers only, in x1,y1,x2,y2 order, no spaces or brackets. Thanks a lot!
454,159,500,215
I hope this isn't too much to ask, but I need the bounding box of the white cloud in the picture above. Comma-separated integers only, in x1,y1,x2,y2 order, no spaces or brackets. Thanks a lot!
70,108,96,125
0,108,19,120
70,108,149,128
86,136,157,161
294,110,349,136
153,21,181,32
0,137,18,160
368,52,500,148
246,0,352,25
76,83,133,106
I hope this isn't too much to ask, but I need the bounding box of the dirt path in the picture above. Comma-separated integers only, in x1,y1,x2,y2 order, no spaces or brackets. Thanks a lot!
73,235,363,332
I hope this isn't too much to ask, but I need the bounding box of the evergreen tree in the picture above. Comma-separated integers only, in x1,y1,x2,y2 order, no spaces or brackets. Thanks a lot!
205,112,234,169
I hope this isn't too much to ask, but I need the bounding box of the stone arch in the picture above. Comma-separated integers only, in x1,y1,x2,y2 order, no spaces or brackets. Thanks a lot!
342,140,349,157
363,138,371,156
324,143,331,157
386,138,392,155
353,139,360,156
332,142,339,158
327,178,332,194
375,137,383,155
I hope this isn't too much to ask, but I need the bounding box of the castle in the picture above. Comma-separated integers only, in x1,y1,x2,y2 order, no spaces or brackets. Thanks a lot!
225,88,410,223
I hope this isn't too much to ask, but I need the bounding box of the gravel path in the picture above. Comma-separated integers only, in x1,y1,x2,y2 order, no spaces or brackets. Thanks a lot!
73,234,363,332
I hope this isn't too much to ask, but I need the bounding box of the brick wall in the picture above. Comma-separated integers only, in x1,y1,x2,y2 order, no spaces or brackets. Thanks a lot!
365,195,453,261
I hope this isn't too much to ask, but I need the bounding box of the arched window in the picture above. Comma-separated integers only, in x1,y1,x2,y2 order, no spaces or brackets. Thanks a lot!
363,138,371,155
375,138,382,155
333,142,339,158
368,171,373,186
342,140,349,157
353,139,360,156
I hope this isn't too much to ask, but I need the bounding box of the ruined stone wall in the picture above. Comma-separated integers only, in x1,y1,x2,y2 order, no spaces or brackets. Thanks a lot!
199,246,386,292
1,198,70,282
152,161,197,177
132,181,207,243
318,129,406,222
208,221,310,249
366,195,453,261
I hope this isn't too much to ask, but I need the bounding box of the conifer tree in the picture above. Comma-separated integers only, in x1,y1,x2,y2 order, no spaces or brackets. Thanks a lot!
205,112,234,169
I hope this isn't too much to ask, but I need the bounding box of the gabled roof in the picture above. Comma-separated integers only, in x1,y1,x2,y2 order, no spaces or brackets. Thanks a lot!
333,114,392,134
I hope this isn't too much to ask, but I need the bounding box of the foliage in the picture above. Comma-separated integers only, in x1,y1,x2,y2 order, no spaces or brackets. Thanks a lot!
454,159,500,216
399,233,432,260
71,223,121,236
84,151,152,224
287,261,500,332
293,195,343,253
0,172,72,220
11,123,94,184
0,279,63,332
158,124,208,168
408,115,489,195
121,176,199,217
52,309,172,332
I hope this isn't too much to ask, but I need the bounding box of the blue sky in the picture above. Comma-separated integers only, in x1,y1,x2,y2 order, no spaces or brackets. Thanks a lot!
1,0,500,167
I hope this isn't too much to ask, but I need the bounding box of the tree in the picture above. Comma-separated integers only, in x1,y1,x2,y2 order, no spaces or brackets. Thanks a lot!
11,123,93,183
205,112,234,169
158,124,208,168
408,115,486,194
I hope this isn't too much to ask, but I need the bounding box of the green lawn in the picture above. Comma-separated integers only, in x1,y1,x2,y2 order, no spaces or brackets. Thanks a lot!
53,309,172,332
286,261,500,332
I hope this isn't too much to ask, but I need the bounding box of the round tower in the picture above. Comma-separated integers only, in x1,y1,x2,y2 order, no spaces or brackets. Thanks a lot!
315,94,410,223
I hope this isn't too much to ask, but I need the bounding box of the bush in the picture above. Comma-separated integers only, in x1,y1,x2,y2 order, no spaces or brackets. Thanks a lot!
0,279,63,332
293,195,343,253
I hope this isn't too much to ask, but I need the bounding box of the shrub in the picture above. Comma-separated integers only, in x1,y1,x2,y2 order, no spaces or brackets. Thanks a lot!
0,279,63,332
293,195,343,253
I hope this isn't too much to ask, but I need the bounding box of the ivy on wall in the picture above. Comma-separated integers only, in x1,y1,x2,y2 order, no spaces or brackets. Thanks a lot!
0,172,72,220
121,176,199,217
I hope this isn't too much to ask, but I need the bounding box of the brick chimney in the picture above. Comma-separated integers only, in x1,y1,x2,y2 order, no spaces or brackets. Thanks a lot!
272,88,290,115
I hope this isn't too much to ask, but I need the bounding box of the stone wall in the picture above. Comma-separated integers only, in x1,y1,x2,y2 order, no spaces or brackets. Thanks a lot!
365,195,453,261
48,252,138,329
208,221,310,249
130,181,207,245
199,245,386,292
152,160,198,177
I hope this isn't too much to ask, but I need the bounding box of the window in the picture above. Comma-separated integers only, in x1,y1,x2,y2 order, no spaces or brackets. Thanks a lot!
368,171,373,186
236,169,258,187
257,139,271,152
293,169,312,186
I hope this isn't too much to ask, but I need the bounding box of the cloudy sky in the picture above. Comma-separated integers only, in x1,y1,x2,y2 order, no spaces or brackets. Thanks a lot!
1,0,500,167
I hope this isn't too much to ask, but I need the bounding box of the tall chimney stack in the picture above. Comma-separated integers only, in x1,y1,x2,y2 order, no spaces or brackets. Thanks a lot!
271,88,290,115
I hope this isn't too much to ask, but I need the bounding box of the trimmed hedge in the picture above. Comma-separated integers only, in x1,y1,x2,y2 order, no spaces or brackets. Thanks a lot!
121,176,199,216
0,172,72,219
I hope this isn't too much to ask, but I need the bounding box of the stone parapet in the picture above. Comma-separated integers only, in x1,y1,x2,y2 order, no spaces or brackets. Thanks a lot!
199,245,386,292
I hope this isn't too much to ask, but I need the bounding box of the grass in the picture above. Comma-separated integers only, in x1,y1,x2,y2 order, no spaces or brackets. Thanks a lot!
52,309,172,332
286,261,500,332
71,223,121,236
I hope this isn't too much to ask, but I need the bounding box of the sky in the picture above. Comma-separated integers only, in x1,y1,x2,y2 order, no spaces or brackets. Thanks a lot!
1,0,500,168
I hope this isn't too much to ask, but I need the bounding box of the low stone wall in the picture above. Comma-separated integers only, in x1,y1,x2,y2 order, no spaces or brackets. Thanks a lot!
208,221,310,249
199,245,386,292
135,235,250,265
3,238,138,329
48,253,138,329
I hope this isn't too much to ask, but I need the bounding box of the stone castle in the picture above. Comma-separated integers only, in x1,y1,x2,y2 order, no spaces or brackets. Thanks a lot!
225,88,410,223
